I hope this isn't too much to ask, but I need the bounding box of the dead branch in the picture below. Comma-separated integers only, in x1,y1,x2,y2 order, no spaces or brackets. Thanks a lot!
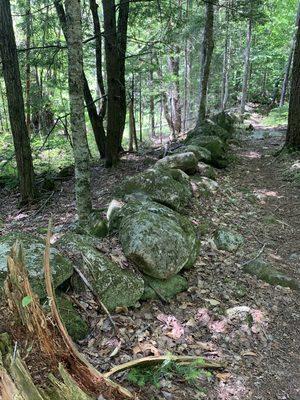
104,355,226,378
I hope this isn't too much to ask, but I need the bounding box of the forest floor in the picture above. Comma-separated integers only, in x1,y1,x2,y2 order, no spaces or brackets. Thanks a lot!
0,114,300,399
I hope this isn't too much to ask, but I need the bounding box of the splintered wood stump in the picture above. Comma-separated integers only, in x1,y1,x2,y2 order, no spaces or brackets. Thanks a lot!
0,226,133,400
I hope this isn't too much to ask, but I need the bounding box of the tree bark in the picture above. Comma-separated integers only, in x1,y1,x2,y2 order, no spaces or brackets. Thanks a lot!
167,50,182,135
241,18,252,114
117,0,130,148
0,0,35,204
196,2,214,127
65,0,92,221
280,2,300,107
183,0,192,131
54,0,106,159
221,9,231,111
157,60,175,138
102,0,129,166
25,0,32,129
149,68,155,137
286,14,300,149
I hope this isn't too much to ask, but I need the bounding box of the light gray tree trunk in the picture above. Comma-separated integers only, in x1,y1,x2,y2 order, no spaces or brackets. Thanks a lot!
221,10,231,111
241,18,252,114
167,51,182,135
65,0,92,221
196,2,214,127
183,0,192,131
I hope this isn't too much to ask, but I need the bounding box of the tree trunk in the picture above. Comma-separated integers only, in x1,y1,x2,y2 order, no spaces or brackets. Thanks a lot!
157,60,175,138
65,0,92,221
183,0,192,131
139,73,143,142
89,0,107,155
102,0,129,166
149,68,155,137
286,14,300,149
221,9,231,111
196,2,214,127
241,18,252,114
102,0,121,166
54,0,106,159
280,2,300,107
0,0,35,205
25,0,31,129
167,51,182,135
117,0,130,149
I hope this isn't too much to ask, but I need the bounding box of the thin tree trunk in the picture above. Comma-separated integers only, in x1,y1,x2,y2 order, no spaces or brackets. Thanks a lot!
286,13,300,149
157,60,175,138
221,9,231,111
183,0,192,131
149,68,155,137
54,0,106,159
0,0,35,204
25,0,31,129
139,73,143,142
117,0,130,148
65,0,92,221
167,50,182,135
241,18,252,114
196,2,214,127
280,2,300,107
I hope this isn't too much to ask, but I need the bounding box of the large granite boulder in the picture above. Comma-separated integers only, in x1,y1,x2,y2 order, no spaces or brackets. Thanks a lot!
0,232,73,298
116,199,199,279
155,152,198,174
172,145,212,164
185,133,228,168
57,233,144,311
141,274,188,300
115,168,192,212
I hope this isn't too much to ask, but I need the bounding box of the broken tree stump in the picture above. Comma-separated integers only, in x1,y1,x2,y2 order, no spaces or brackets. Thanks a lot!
0,225,133,400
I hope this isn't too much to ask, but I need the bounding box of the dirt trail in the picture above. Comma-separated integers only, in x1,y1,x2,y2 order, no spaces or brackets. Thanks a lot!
227,124,300,399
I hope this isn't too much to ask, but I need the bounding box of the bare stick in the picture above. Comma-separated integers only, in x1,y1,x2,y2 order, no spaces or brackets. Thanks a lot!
104,355,226,378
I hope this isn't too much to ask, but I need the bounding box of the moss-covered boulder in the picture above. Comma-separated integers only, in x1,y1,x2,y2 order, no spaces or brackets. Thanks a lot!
74,210,108,238
141,274,188,300
0,232,73,298
45,296,89,341
115,168,192,212
211,112,236,135
244,259,300,291
172,145,212,164
57,233,144,311
155,152,198,174
193,177,219,196
214,229,244,252
117,199,199,279
185,133,228,168
197,162,217,179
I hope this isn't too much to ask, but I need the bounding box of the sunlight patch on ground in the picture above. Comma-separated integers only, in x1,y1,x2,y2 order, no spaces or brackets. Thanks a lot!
253,188,283,201
241,151,261,159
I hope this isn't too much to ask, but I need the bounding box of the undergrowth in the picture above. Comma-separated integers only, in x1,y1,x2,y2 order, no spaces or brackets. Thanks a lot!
127,358,212,391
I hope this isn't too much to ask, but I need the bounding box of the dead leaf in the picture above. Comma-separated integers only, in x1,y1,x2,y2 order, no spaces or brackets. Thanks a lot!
216,372,231,382
133,342,161,357
241,351,257,357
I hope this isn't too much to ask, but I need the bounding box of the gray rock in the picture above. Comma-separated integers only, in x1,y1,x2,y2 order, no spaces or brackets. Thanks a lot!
57,233,144,311
115,168,192,213
214,229,244,252
155,152,198,174
118,199,199,279
0,232,73,298
197,162,217,179
244,259,300,291
142,274,188,300
185,132,228,168
172,145,212,163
